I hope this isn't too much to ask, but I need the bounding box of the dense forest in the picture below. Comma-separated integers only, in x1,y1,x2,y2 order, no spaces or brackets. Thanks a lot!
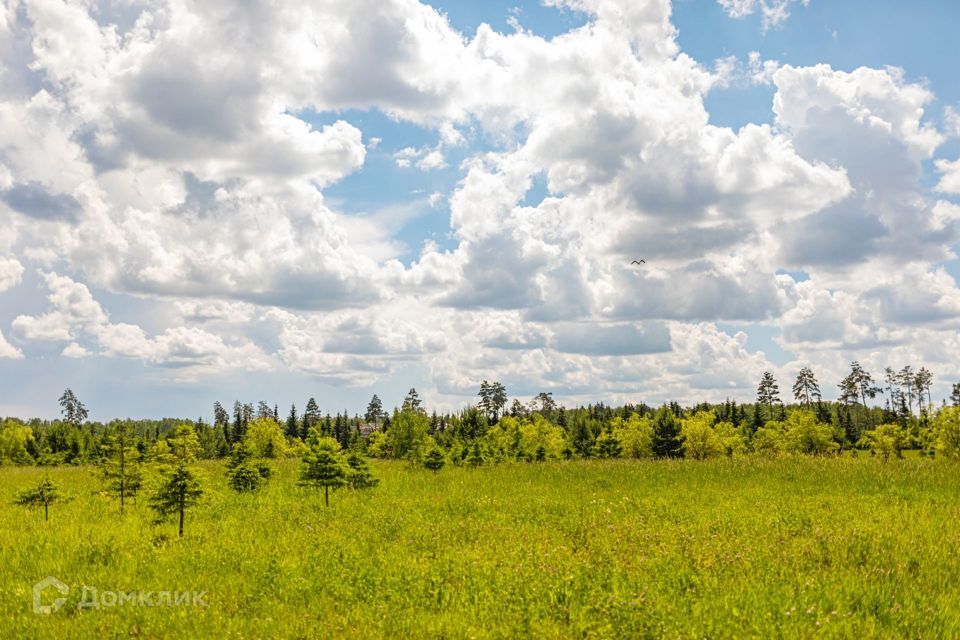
4,361,960,468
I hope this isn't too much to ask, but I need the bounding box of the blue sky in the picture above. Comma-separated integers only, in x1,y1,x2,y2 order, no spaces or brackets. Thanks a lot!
1,0,959,420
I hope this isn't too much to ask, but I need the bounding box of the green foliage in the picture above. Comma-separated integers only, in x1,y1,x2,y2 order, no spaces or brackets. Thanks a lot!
755,410,839,456
610,414,654,459
756,371,781,421
58,388,88,427
569,414,599,458
592,429,622,458
465,442,485,466
680,411,722,460
423,446,446,471
14,475,68,521
477,381,507,422
365,394,385,424
99,421,143,512
228,462,267,493
365,431,390,458
933,406,960,459
387,407,430,460
168,424,202,463
150,438,172,463
652,406,682,458
299,432,348,505
226,440,270,493
149,425,204,536
860,423,910,460
712,421,748,456
346,451,379,489
148,465,204,536
0,420,36,465
244,417,288,458
484,414,566,460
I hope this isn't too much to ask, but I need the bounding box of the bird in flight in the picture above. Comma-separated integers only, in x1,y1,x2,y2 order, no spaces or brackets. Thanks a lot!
631,259,646,265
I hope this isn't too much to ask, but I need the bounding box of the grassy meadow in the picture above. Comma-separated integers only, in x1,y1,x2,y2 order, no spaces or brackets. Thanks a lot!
2,457,960,638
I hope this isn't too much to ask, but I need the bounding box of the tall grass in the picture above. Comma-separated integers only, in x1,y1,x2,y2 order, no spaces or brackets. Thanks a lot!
2,457,959,638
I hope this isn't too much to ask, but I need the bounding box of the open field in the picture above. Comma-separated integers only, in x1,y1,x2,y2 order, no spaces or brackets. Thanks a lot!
3,457,959,639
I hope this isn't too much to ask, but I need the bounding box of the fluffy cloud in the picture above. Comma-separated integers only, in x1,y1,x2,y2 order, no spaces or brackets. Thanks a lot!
0,329,23,359
12,272,273,376
1,0,959,409
717,0,809,30
944,106,960,138
935,158,960,194
0,255,23,291
771,64,955,275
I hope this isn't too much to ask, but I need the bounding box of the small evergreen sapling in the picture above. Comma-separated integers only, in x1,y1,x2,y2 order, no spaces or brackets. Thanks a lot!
593,430,622,458
346,450,379,489
226,440,270,493
423,447,446,472
466,442,485,466
100,421,143,513
15,475,69,522
149,425,204,537
299,430,348,506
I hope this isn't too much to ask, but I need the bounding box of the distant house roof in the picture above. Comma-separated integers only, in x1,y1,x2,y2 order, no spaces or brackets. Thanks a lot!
358,422,378,436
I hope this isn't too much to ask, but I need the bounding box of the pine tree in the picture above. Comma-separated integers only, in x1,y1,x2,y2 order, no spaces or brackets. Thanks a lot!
229,462,264,493
100,421,142,513
334,412,350,449
365,395,385,424
898,366,916,414
285,404,300,440
213,401,229,431
466,442,485,466
15,476,68,522
226,440,270,492
756,372,781,421
403,388,424,413
815,400,831,424
149,425,204,537
916,367,934,413
593,429,622,458
59,389,88,428
489,381,507,422
346,451,379,489
231,401,245,444
652,406,682,458
423,447,446,471
569,415,595,457
298,431,348,506
792,367,821,408
302,398,321,439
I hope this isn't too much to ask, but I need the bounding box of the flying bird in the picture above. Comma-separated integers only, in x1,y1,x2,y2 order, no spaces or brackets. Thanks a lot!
631,259,646,265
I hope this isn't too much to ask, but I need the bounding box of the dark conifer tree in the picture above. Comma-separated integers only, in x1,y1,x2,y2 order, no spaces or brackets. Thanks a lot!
651,406,682,458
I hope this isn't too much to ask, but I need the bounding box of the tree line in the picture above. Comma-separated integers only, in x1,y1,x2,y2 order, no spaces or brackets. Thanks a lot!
4,359,960,473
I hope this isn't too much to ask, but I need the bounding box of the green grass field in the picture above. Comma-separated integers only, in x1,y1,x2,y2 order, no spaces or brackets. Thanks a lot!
3,457,959,638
